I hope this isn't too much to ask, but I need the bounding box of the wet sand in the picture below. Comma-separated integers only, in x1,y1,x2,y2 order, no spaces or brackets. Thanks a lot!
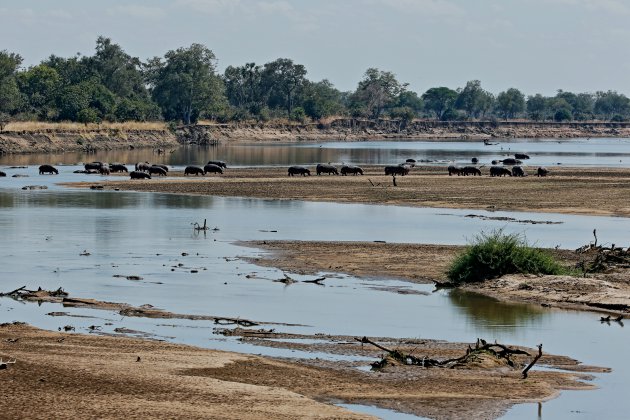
67,165,630,217
0,323,601,419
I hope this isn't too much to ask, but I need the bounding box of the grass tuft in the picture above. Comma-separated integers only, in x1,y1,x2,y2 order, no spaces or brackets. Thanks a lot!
446,230,567,284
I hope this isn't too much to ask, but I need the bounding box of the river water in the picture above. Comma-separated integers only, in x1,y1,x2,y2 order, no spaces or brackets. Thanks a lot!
1,140,629,419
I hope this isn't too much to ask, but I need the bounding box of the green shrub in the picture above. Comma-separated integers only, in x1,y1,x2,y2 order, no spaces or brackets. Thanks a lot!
446,230,566,284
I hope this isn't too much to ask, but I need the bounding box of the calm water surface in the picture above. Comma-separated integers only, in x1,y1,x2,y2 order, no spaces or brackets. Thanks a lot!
1,147,629,419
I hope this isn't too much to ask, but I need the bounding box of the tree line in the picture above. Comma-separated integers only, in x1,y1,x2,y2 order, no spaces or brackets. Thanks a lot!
1,37,630,127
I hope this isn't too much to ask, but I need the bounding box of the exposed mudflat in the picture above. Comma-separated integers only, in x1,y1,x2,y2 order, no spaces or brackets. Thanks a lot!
0,323,601,419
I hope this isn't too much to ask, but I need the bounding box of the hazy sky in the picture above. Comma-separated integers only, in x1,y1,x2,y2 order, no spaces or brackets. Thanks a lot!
2,0,629,96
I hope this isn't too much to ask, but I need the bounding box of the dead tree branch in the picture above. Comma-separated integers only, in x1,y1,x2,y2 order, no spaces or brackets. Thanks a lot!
522,344,543,379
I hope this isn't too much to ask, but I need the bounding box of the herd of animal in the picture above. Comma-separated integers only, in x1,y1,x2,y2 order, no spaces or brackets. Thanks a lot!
2,154,549,180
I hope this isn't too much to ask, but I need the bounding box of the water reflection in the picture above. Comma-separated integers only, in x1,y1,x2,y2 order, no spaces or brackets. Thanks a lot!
448,289,546,331
3,137,630,167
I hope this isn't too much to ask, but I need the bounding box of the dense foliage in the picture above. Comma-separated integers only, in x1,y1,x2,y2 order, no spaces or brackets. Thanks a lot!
2,37,630,125
446,231,567,284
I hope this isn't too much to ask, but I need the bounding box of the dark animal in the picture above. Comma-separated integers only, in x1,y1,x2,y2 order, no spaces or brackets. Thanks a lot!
203,164,223,175
135,162,151,172
207,160,227,169
0,171,6,177
148,166,167,176
109,164,128,173
84,162,103,171
152,164,169,172
471,157,479,164
405,159,416,164
385,165,410,176
512,166,526,177
515,153,530,160
490,166,512,177
288,166,310,176
340,165,363,175
99,165,110,175
447,165,462,176
501,158,522,165
39,164,59,175
130,171,151,180
491,160,500,165
184,166,205,176
316,163,339,175
462,166,481,176
536,167,549,177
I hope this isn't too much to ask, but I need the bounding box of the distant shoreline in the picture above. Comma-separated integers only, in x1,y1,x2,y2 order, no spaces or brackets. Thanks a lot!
1,119,630,154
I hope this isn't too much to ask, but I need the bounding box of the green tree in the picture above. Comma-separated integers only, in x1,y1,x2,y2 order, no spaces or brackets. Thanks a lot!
594,91,630,120
17,64,61,118
455,80,494,118
147,44,224,124
223,62,265,115
0,50,23,116
301,79,345,120
422,87,457,120
91,36,147,99
495,88,525,120
526,94,548,121
261,58,307,117
393,91,423,114
351,68,405,119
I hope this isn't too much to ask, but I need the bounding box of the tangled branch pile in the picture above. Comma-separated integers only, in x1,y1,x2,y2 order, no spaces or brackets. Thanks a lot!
576,230,630,273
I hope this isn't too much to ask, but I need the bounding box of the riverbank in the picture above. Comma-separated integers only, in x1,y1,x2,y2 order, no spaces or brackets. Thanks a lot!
2,119,630,154
71,165,630,217
0,322,600,419
241,240,630,314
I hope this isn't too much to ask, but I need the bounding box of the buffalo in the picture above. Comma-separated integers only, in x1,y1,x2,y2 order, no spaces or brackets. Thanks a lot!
184,166,205,176
130,171,151,179
39,164,59,175
288,166,310,176
204,164,223,175
340,165,363,175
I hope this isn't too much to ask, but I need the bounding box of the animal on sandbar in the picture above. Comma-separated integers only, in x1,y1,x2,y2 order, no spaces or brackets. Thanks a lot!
130,171,151,179
288,166,310,176
203,164,223,175
135,162,151,172
385,165,409,176
109,164,128,173
148,166,167,176
461,166,481,176
207,160,227,169
536,167,549,177
316,163,339,175
447,165,462,176
184,166,205,176
340,165,363,175
511,166,526,177
490,166,512,177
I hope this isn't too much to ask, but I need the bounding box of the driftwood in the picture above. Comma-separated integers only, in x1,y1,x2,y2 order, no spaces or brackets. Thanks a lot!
522,344,543,379
575,230,630,273
213,317,259,327
1,286,68,300
356,336,533,371
193,219,209,231
0,286,26,297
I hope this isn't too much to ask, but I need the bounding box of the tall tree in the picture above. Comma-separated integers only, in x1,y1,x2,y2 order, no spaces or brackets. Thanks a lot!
594,90,630,120
495,88,525,120
455,80,494,118
0,50,23,118
352,68,405,119
302,79,344,120
422,87,457,120
526,94,548,121
261,58,307,117
147,44,223,124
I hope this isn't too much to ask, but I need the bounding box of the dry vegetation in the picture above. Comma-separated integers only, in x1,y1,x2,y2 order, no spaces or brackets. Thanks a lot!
4,121,167,132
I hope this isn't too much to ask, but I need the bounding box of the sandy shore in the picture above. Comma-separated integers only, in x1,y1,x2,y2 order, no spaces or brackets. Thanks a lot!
69,165,630,217
0,322,602,419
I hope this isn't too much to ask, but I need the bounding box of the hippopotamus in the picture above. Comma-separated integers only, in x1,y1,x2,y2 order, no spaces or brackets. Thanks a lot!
536,167,549,177
471,157,479,164
385,165,409,176
288,166,310,176
0,171,6,177
99,165,111,175
84,162,103,171
130,171,151,179
462,166,482,176
316,163,339,175
501,158,522,165
206,160,227,169
203,164,223,174
148,166,167,176
515,153,530,160
39,164,59,175
511,166,526,177
135,162,151,172
184,166,205,176
447,165,462,176
152,164,169,172
490,166,512,177
109,164,128,173
405,158,416,164
491,160,500,165
340,165,363,175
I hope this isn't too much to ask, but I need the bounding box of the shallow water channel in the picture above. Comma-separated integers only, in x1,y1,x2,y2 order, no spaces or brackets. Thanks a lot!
1,157,629,419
